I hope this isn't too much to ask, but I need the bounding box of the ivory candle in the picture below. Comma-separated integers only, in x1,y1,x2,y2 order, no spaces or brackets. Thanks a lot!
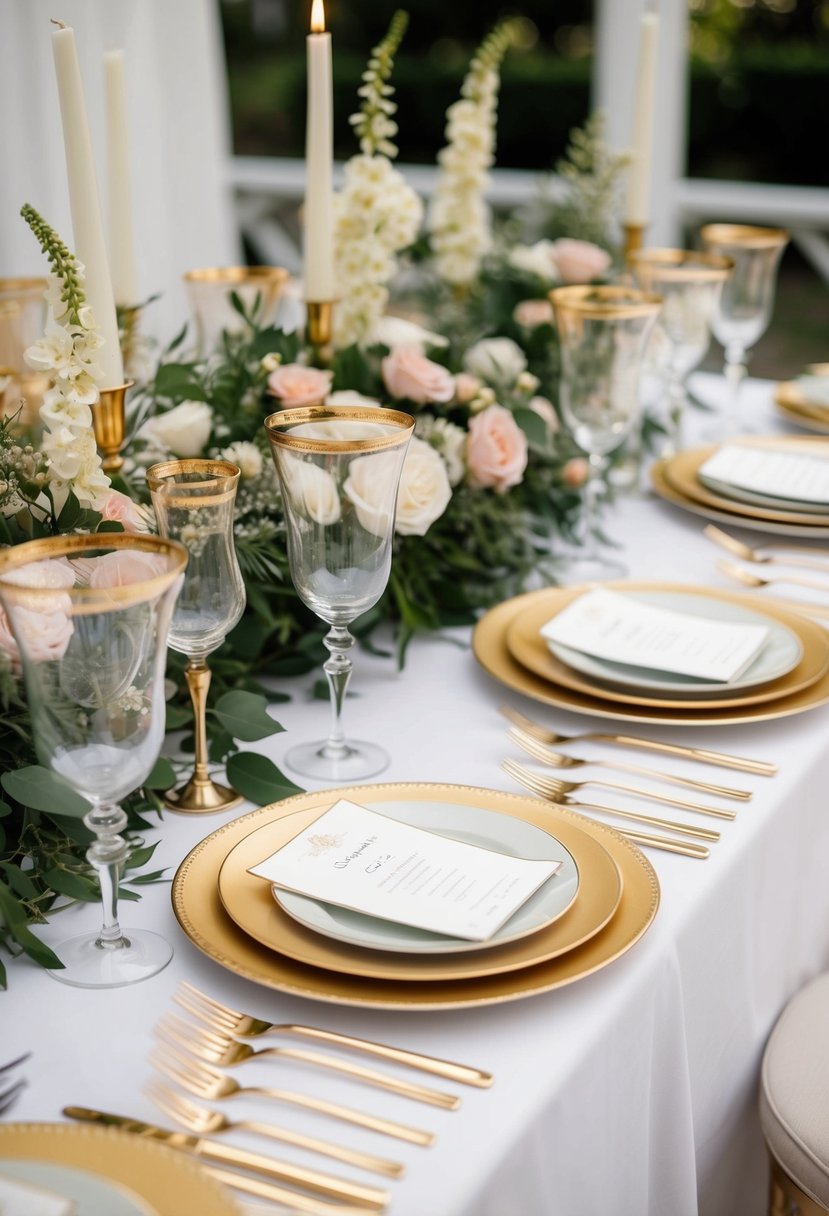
624,5,659,228
303,0,335,302
104,48,138,308
51,21,124,387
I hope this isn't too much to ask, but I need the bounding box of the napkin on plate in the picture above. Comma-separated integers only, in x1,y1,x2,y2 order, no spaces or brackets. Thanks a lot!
0,1173,76,1216
699,443,829,506
796,375,829,406
541,588,770,683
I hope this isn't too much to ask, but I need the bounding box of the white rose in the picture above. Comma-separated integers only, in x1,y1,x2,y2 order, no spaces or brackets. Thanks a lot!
370,316,449,355
138,400,213,458
326,390,381,409
507,240,560,283
221,440,263,480
343,452,400,537
383,437,453,537
464,337,527,388
281,457,341,525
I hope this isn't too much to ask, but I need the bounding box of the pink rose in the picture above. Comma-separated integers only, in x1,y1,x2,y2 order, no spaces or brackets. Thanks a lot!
100,489,149,534
513,299,555,329
466,405,528,494
454,372,482,405
562,457,590,488
88,550,169,590
268,364,333,407
381,347,455,406
552,240,612,285
0,559,76,665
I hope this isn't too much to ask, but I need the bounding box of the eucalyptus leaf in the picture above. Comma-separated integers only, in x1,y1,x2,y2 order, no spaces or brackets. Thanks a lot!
213,690,284,742
144,757,176,791
41,868,98,902
0,883,64,969
1,767,91,819
225,753,302,807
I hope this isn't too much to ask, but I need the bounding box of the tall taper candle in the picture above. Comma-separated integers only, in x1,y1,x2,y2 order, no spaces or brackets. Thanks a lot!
51,21,124,387
624,3,659,228
303,0,335,303
104,48,138,308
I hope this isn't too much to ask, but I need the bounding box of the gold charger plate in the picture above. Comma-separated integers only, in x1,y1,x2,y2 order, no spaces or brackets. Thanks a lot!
664,440,829,527
172,783,659,1010
775,389,829,435
650,459,829,540
0,1123,239,1216
216,802,623,981
505,584,829,711
473,587,829,726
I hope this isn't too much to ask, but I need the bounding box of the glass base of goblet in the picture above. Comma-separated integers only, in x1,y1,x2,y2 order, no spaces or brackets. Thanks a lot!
550,552,628,585
47,928,173,989
285,739,390,782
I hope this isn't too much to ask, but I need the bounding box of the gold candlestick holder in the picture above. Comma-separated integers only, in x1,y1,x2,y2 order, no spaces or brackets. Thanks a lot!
93,381,133,475
305,299,335,363
623,223,647,263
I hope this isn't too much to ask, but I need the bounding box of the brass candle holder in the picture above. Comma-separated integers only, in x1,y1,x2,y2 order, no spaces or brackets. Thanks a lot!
305,299,335,363
93,381,133,475
623,223,647,262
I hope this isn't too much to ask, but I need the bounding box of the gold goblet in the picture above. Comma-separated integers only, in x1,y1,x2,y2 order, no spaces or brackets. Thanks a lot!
0,277,49,426
183,267,290,354
92,381,134,475
146,459,246,813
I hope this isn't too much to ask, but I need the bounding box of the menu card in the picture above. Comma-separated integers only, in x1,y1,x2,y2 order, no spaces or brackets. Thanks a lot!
0,1174,75,1216
541,588,770,682
700,444,829,505
249,800,562,942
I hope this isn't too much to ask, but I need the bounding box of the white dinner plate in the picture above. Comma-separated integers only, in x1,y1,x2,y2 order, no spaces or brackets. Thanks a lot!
698,470,829,515
274,800,580,955
0,1162,156,1216
547,590,803,697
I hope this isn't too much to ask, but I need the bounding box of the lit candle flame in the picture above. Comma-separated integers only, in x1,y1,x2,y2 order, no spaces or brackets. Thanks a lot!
310,0,325,34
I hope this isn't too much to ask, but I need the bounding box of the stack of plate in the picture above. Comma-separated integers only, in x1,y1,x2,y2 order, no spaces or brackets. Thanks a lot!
652,438,829,539
172,782,660,1010
472,581,829,727
775,367,829,433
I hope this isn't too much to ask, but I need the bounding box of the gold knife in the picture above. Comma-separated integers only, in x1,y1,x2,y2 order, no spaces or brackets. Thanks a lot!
63,1107,389,1210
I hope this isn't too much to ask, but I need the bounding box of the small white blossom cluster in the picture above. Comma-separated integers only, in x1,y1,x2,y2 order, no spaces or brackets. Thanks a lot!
414,415,467,486
334,13,422,348
428,22,519,289
25,273,110,510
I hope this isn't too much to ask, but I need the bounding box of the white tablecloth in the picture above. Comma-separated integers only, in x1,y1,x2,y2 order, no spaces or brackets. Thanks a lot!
6,376,829,1216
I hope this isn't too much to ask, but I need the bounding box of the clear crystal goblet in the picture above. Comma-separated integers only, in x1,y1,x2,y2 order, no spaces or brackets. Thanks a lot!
550,285,662,582
0,533,187,988
183,267,289,354
147,459,246,813
630,248,733,452
700,224,789,437
265,405,414,781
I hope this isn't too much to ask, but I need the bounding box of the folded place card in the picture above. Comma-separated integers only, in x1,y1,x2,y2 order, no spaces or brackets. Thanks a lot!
700,444,829,505
797,375,829,406
541,588,770,683
0,1173,77,1216
249,799,562,942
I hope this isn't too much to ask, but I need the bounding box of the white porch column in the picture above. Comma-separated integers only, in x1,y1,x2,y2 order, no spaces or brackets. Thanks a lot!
593,0,690,247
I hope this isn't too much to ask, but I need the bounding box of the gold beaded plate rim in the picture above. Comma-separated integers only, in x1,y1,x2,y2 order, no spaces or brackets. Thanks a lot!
171,782,659,1010
473,586,829,726
505,586,829,711
215,801,623,981
0,1123,239,1216
664,440,829,526
651,458,829,539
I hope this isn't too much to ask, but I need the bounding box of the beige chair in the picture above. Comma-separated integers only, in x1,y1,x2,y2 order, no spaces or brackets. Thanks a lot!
760,972,829,1215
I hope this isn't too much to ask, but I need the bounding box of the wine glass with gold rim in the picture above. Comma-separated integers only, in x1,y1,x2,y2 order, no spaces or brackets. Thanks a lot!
146,459,246,813
265,405,414,781
0,533,187,987
550,285,662,582
630,248,733,452
700,224,789,437
183,267,290,354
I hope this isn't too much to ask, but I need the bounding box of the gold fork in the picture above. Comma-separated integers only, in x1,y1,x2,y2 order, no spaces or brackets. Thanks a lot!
502,759,715,854
150,1045,436,1147
717,559,829,595
156,1013,459,1111
499,704,777,776
508,725,751,801
145,1079,403,1179
704,524,829,571
205,1166,371,1216
174,981,492,1089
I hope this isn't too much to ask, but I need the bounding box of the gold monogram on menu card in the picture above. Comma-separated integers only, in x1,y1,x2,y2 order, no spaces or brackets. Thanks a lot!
306,833,346,857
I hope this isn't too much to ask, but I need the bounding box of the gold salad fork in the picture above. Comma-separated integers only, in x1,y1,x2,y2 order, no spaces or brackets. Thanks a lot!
146,1079,404,1179
156,1013,459,1110
174,981,492,1088
705,524,829,571
150,1045,436,1146
508,725,750,801
499,704,777,776
718,559,829,596
501,759,715,849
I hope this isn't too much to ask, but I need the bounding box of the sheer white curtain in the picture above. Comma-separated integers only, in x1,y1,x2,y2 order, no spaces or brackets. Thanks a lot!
0,0,240,343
